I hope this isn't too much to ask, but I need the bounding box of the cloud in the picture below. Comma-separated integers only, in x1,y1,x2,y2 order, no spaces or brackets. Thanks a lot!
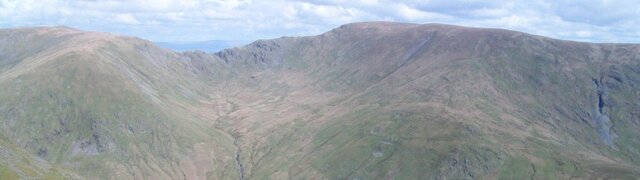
0,0,638,43
113,13,140,25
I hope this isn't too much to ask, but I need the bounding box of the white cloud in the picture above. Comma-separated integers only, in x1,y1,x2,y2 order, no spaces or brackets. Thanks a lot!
396,4,446,21
113,13,140,25
576,30,593,38
0,0,638,43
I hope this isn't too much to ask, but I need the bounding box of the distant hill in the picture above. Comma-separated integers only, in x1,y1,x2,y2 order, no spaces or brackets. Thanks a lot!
1,22,640,179
156,40,250,52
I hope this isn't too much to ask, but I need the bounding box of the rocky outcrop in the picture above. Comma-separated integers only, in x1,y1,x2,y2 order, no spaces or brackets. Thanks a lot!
592,77,615,147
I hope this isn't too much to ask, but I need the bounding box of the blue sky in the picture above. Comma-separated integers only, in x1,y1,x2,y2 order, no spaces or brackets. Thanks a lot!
1,0,638,43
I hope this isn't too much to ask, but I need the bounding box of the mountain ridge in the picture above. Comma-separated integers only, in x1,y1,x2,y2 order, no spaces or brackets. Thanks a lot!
2,21,640,179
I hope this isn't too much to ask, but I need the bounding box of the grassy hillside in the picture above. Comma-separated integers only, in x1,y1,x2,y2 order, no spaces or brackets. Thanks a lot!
0,27,240,179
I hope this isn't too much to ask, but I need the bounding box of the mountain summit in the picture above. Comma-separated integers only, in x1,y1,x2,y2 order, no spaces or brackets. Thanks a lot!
1,22,640,179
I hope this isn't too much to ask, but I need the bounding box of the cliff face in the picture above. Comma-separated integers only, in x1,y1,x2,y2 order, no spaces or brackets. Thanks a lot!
1,22,640,179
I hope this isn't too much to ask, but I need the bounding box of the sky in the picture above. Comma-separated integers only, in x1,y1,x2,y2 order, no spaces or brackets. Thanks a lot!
1,0,639,43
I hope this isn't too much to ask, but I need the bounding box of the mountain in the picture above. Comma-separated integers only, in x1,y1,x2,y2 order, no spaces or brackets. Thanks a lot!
156,40,250,52
0,27,239,179
1,22,640,179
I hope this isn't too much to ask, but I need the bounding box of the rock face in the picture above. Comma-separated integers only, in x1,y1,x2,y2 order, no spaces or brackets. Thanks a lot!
2,22,640,179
